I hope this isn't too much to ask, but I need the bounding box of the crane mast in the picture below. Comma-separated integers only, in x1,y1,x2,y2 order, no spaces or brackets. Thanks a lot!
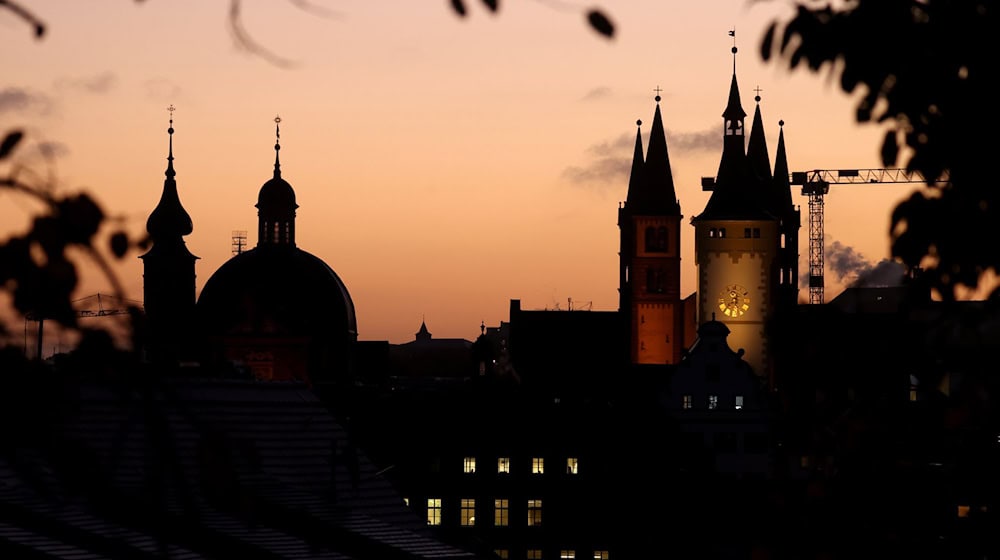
790,168,947,305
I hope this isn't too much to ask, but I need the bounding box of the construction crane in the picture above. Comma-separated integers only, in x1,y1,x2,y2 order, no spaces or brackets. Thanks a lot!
790,168,949,305
25,292,138,361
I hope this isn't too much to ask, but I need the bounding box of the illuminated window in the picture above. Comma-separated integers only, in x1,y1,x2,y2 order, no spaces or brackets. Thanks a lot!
719,228,726,238
594,551,609,560
494,499,509,526
532,457,544,474
527,499,543,526
708,395,718,409
427,498,442,526
909,387,918,402
735,395,744,410
460,498,476,526
495,550,509,559
560,551,576,559
682,395,692,409
566,457,579,474
498,457,510,474
403,497,409,507
957,505,970,518
527,550,543,560
464,457,476,473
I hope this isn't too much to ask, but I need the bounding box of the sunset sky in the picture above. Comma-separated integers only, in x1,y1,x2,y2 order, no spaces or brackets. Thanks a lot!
2,0,923,345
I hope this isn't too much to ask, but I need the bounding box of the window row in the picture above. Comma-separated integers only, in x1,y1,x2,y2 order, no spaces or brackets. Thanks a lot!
425,498,544,527
464,456,579,475
681,394,744,410
493,550,609,559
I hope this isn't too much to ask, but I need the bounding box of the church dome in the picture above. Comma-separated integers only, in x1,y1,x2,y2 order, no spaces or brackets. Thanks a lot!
196,245,357,339
256,174,297,212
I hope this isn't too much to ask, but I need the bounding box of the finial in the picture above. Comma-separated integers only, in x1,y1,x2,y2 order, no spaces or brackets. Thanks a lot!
636,119,642,127
754,85,763,103
653,85,662,103
165,104,176,178
480,321,485,336
729,28,738,73
779,119,785,127
273,114,282,177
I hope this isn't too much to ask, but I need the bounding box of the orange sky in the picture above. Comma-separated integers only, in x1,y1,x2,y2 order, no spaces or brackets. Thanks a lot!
2,1,924,345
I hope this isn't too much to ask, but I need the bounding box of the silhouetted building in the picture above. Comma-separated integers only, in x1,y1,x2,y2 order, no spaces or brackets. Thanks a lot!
193,119,358,396
139,111,199,366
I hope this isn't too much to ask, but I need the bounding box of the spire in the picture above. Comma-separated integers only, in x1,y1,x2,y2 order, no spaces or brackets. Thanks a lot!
273,114,282,178
694,42,771,222
416,317,431,342
624,119,644,205
643,93,680,214
746,88,772,184
146,104,193,239
772,119,794,213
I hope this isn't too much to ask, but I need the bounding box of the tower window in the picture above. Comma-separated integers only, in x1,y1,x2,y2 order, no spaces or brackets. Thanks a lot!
709,228,716,238
645,268,665,293
753,227,760,238
744,227,751,238
644,226,668,252
719,228,726,238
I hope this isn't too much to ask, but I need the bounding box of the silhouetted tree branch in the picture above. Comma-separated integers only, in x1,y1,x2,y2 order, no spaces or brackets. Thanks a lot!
762,0,993,300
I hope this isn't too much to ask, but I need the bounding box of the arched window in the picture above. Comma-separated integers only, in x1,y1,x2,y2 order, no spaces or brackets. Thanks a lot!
719,228,727,238
644,226,656,251
657,226,668,251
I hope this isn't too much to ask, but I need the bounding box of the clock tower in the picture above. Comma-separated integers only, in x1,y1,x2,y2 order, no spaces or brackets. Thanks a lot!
691,45,790,380
619,94,686,365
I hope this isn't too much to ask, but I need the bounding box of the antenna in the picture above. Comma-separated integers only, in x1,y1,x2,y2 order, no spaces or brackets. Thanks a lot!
232,230,248,255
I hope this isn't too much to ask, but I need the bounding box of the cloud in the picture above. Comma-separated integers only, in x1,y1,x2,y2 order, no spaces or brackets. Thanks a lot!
562,157,632,187
144,79,183,101
667,127,719,153
0,87,53,115
851,258,906,288
55,71,117,94
36,141,70,159
580,87,612,101
564,124,720,188
825,240,872,283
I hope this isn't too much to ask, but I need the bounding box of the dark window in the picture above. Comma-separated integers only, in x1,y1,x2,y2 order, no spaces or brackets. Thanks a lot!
744,227,751,238
753,227,761,238
646,268,665,293
645,225,668,252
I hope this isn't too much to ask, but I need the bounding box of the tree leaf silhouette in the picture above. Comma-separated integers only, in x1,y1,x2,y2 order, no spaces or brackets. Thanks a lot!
586,10,614,38
481,0,498,12
451,0,467,17
0,130,24,160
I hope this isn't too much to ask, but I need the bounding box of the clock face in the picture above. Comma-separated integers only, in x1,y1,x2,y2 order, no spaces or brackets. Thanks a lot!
718,284,751,318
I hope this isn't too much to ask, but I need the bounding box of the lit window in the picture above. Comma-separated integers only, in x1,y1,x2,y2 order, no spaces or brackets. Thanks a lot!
909,387,918,402
594,551,609,560
527,550,543,560
460,498,476,526
560,551,576,559
566,457,579,474
403,497,409,507
735,395,744,410
527,499,543,526
719,227,726,238
498,457,510,474
682,395,692,409
464,456,476,473
494,499,509,526
495,550,509,559
957,505,970,518
708,395,718,409
532,457,545,474
427,498,442,526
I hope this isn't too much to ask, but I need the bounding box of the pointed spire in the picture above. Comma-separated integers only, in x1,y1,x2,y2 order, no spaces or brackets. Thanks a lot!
625,119,644,205
146,104,193,239
416,317,431,341
273,114,282,178
772,119,794,213
643,94,680,214
747,88,772,183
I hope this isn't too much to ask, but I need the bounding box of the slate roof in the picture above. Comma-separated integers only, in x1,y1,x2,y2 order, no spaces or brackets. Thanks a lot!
0,378,484,559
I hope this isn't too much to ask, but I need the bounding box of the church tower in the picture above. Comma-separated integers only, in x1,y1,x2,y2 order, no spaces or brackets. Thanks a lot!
139,106,199,365
618,94,684,365
691,45,782,379
257,116,298,247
